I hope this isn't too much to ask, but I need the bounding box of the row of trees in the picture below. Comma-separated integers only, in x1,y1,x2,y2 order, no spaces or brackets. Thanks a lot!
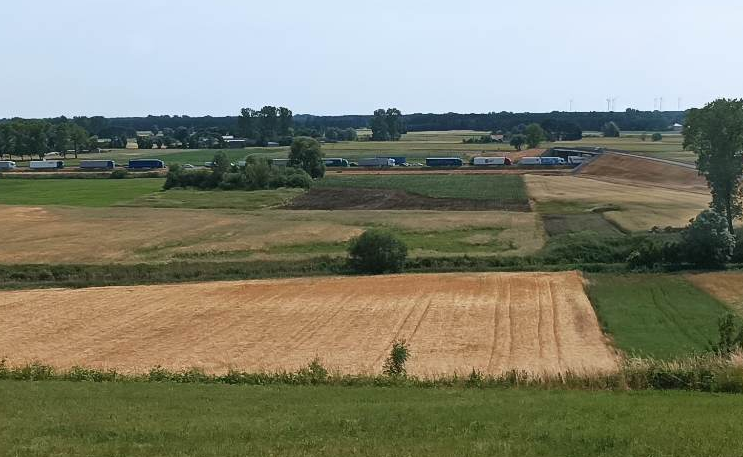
237,106,293,146
0,119,93,160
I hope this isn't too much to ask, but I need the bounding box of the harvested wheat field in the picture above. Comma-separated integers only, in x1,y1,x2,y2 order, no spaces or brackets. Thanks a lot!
525,174,710,231
578,152,708,193
687,272,743,316
0,272,617,377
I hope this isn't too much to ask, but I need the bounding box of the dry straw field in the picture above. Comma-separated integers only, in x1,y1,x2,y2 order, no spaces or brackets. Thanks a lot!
0,272,617,376
687,272,743,316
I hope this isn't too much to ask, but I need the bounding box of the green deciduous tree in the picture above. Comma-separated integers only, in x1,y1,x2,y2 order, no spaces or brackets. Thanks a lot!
524,123,546,148
509,134,526,151
289,136,325,178
683,99,743,233
682,210,735,268
602,121,620,138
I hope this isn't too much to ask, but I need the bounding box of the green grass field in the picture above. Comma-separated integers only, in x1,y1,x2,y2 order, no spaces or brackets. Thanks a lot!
0,179,164,207
122,188,304,210
317,174,528,202
2,381,742,457
587,274,736,359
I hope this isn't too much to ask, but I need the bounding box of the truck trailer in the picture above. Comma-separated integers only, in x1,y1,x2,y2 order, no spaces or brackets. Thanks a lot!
80,160,116,170
30,160,64,169
472,156,512,166
0,161,16,170
426,157,463,167
358,157,395,167
128,159,165,169
324,158,350,167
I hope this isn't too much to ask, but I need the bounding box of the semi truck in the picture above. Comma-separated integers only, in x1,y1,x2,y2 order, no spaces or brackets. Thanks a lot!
128,159,165,169
0,161,16,170
519,157,565,166
80,160,116,170
271,158,291,167
426,157,463,167
568,156,587,165
30,160,64,169
472,156,512,166
358,157,395,167
324,158,350,167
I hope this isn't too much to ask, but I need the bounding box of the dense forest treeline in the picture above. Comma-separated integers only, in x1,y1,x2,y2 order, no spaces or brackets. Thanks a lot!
1,110,685,138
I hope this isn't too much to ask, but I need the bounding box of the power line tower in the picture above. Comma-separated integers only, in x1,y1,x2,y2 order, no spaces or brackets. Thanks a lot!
659,97,664,111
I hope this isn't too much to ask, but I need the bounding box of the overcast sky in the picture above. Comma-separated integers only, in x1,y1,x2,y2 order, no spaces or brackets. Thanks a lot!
1,0,741,118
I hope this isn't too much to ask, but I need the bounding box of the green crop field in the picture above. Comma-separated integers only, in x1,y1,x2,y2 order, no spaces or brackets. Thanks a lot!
122,188,304,211
2,381,742,457
0,178,164,207
587,274,736,359
318,174,528,202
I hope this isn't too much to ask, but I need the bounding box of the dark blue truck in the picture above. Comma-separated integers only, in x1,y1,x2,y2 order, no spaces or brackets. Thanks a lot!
426,157,463,167
128,159,165,169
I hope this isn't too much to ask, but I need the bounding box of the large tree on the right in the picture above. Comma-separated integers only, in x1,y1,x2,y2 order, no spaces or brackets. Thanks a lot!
683,98,743,233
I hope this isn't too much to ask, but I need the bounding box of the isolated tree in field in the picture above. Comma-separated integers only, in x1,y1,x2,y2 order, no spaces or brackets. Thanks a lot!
682,210,735,268
683,99,743,233
370,109,390,141
348,229,407,274
509,134,526,151
524,123,546,148
651,132,663,142
602,121,620,138
289,136,325,178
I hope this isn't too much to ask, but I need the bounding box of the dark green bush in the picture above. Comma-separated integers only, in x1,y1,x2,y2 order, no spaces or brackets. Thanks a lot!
651,132,663,141
382,340,410,377
683,210,735,268
348,230,408,274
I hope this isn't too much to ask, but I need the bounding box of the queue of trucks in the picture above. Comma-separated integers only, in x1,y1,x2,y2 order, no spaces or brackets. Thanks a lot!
0,159,165,171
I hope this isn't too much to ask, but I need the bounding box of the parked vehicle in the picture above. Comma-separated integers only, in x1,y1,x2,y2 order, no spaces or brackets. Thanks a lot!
0,161,16,170
44,152,63,159
472,156,512,166
30,160,64,169
324,158,350,167
272,159,291,167
379,156,406,165
182,163,197,169
568,156,587,165
358,157,395,167
128,159,165,169
518,157,542,166
79,160,115,170
539,157,566,166
426,157,463,167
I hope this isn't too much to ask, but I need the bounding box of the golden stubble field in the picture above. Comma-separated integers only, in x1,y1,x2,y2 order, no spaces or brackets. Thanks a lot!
0,205,545,263
0,272,618,376
687,272,743,316
525,174,710,231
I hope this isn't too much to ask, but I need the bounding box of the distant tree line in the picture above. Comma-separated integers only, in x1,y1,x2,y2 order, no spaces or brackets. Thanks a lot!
0,109,686,152
0,118,95,160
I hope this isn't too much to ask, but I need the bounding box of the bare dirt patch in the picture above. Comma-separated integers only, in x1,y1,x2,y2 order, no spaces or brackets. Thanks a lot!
577,152,708,193
686,273,743,316
0,271,617,376
286,187,530,211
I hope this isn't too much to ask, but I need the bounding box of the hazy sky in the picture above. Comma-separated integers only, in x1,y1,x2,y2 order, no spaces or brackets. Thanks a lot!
2,0,742,117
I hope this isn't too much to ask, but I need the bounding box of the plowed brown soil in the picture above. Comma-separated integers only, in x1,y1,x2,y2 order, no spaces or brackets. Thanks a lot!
686,273,743,316
0,272,617,376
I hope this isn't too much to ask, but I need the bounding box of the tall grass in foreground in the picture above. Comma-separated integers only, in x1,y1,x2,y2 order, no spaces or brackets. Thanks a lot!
2,353,741,393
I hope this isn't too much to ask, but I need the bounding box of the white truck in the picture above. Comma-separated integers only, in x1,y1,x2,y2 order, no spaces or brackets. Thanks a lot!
358,157,395,167
568,156,587,165
472,156,512,166
0,160,16,170
30,160,64,169
518,157,542,166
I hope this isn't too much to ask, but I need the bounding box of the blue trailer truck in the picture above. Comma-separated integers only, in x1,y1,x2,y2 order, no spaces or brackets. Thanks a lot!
426,157,463,167
128,159,165,169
